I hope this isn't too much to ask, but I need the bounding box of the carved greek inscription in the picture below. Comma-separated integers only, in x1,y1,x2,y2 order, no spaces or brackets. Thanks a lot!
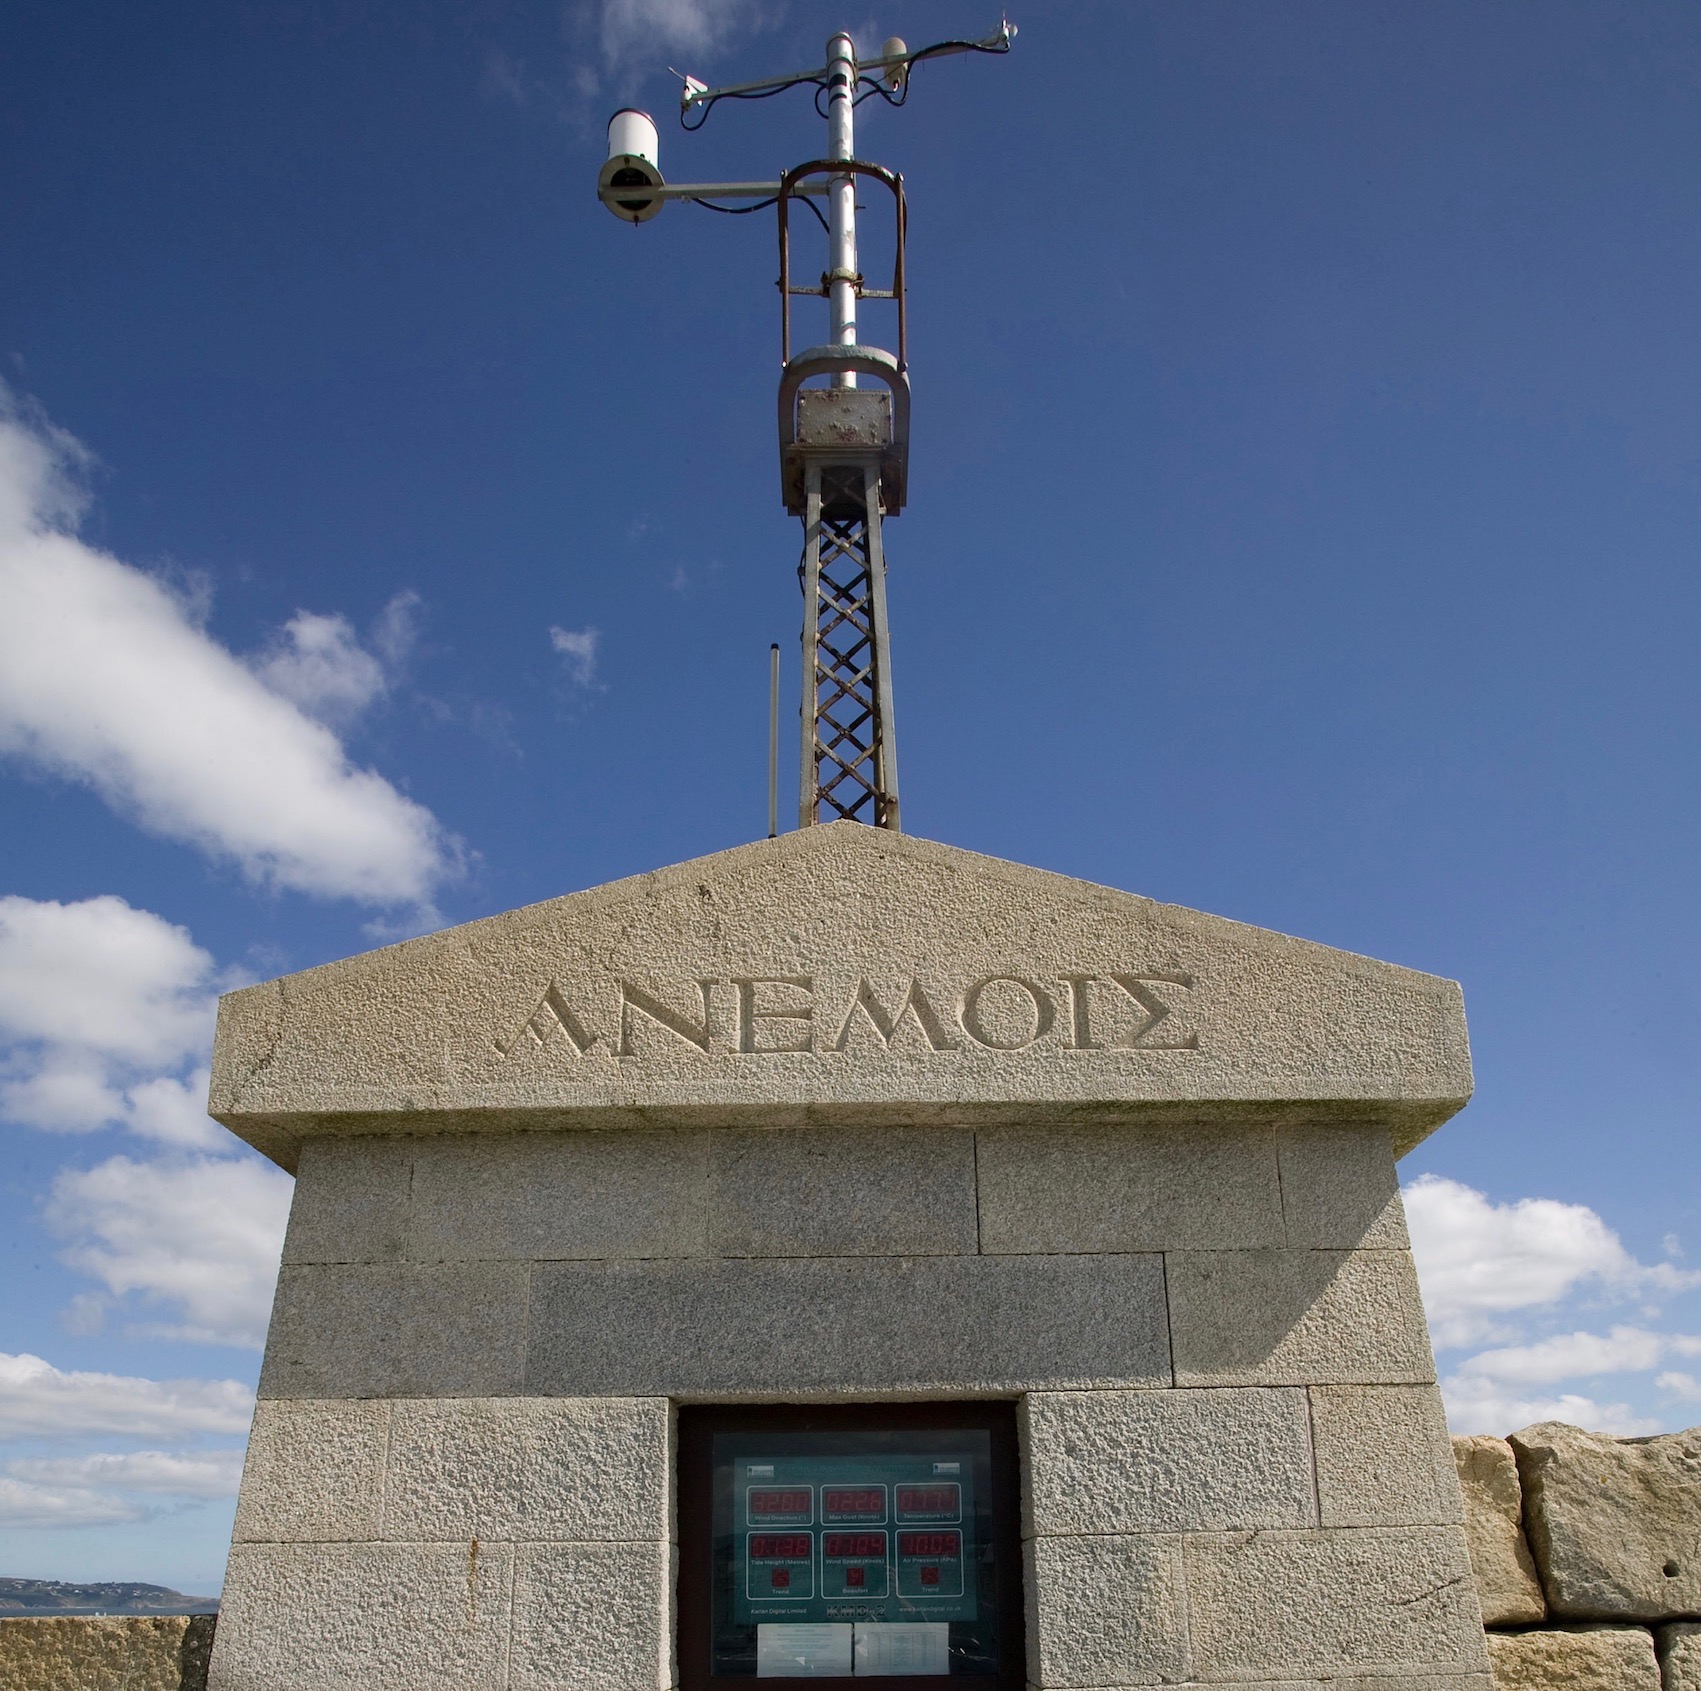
734,976,814,1054
497,970,1198,1059
618,979,714,1056
830,978,958,1052
958,976,1056,1051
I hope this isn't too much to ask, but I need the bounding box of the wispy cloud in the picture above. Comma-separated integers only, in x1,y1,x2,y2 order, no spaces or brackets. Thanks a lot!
0,1353,253,1440
0,385,457,908
596,0,772,69
549,623,601,687
0,1445,246,1528
0,895,222,1144
46,1153,293,1349
1406,1173,1701,1436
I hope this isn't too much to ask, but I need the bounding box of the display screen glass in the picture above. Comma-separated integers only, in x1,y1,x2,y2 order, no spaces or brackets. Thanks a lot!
678,1405,1020,1687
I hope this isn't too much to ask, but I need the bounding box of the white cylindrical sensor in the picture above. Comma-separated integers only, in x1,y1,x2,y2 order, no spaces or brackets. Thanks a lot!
599,108,665,222
881,38,908,91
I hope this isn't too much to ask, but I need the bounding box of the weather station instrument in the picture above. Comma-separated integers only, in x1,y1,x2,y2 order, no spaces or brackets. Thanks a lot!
597,22,1015,834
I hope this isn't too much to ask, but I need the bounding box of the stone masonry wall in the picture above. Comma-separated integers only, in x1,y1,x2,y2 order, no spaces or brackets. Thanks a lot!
1456,1422,1701,1690
0,1614,214,1691
207,1118,1490,1689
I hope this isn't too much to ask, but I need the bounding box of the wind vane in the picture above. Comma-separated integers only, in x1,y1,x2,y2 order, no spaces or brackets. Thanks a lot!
597,23,1016,833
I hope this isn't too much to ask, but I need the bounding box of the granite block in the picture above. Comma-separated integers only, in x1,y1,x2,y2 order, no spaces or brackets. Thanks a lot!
232,1399,388,1541
709,1125,977,1256
258,1262,527,1399
208,1541,512,1691
1486,1625,1660,1689
407,1129,709,1262
1022,1387,1315,1534
527,1253,1170,1396
1183,1526,1487,1681
1276,1125,1408,1249
976,1124,1284,1253
1024,1533,1187,1687
1310,1384,1462,1527
281,1135,412,1264
508,1541,671,1691
382,1396,669,1541
1168,1249,1434,1387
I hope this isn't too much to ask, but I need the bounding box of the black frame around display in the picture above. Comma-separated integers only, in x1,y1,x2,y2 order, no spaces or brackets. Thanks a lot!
677,1402,1025,1691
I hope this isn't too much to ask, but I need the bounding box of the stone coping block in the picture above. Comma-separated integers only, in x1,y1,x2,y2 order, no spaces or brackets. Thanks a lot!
1452,1434,1545,1626
1022,1387,1317,1534
1484,1625,1660,1690
1311,1384,1462,1528
1168,1248,1436,1387
1511,1421,1701,1620
0,1615,214,1691
1182,1526,1488,1681
209,826,1472,1170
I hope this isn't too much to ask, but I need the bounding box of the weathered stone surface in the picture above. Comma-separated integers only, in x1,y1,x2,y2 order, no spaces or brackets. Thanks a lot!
1512,1421,1701,1620
259,1262,527,1398
1276,1124,1409,1248
1310,1384,1461,1528
1659,1621,1701,1691
1022,1387,1315,1533
209,826,1472,1170
1182,1526,1488,1680
709,1125,977,1256
1169,1248,1435,1386
508,1541,671,1691
281,1134,411,1263
210,1542,512,1691
1485,1625,1660,1689
407,1129,709,1262
526,1252,1170,1396
233,1399,388,1541
1024,1533,1187,1686
382,1396,668,1540
1453,1434,1546,1625
0,1615,210,1691
975,1123,1284,1253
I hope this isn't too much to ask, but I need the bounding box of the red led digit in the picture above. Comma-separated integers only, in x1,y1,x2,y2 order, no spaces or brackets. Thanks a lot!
921,1567,939,1587
846,1567,865,1588
771,1568,790,1590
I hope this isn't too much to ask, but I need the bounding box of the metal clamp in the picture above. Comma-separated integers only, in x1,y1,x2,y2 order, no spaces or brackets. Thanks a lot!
778,344,910,516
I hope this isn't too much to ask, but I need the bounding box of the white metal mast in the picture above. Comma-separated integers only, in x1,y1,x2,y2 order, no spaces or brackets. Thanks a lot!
596,21,1015,831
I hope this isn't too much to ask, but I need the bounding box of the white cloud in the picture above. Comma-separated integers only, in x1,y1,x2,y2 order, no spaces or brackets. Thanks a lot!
0,1353,253,1439
597,0,768,67
0,1474,145,1528
46,1153,294,1349
0,895,223,1143
1405,1173,1698,1350
549,624,600,687
8,1448,244,1499
252,611,387,725
1452,1326,1701,1389
0,386,455,907
1437,1378,1660,1440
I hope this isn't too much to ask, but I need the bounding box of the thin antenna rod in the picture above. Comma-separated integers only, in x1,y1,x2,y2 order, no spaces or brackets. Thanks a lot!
767,643,780,837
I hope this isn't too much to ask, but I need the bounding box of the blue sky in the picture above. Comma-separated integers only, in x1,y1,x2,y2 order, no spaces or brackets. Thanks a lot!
2,0,1699,1595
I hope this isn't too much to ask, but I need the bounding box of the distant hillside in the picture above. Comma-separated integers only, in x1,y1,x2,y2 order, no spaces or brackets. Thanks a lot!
0,1578,218,1616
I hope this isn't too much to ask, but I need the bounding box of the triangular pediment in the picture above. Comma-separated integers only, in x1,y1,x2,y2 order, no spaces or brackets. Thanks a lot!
210,825,1471,1169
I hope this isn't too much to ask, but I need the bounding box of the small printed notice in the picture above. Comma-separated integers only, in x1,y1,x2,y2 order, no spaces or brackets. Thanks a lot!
756,1623,855,1678
853,1622,949,1677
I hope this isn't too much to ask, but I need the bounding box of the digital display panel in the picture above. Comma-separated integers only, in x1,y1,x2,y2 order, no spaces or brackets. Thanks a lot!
678,1404,1022,1686
820,1485,886,1524
895,1484,961,1523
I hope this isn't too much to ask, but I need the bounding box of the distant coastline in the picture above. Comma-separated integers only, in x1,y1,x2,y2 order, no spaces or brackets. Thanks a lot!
0,1578,218,1616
